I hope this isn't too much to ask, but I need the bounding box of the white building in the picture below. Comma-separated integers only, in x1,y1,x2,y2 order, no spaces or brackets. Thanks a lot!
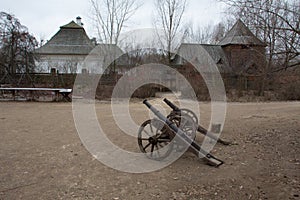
36,17,122,74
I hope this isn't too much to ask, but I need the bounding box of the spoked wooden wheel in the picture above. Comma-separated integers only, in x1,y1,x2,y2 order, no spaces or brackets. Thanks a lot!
171,108,199,126
138,119,174,160
168,114,197,151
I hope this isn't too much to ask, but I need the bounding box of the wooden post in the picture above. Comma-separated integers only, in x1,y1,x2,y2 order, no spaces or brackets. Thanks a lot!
12,90,15,101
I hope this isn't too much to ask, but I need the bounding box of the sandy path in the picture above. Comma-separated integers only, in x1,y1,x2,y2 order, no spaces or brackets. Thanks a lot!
0,101,299,199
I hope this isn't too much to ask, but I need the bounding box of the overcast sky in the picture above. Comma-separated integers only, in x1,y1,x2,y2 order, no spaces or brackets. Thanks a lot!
2,0,226,42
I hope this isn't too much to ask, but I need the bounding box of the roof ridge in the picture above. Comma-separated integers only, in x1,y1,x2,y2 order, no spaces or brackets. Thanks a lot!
60,21,83,29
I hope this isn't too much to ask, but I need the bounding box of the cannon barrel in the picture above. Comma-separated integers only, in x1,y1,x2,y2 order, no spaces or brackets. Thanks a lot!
163,98,231,145
163,98,212,136
163,98,180,111
143,99,223,167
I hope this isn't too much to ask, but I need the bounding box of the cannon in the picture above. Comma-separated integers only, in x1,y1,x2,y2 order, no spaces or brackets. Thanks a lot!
163,98,231,145
138,99,224,167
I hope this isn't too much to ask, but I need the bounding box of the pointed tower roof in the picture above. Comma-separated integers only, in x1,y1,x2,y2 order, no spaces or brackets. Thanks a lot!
218,19,265,46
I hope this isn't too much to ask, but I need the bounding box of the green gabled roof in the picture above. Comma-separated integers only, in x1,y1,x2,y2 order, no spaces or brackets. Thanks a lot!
218,19,265,46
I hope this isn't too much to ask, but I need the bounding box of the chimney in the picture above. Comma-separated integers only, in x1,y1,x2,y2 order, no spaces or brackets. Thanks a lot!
76,16,83,26
91,37,97,45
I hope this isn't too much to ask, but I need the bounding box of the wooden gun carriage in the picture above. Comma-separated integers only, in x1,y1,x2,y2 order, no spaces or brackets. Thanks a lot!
138,99,227,167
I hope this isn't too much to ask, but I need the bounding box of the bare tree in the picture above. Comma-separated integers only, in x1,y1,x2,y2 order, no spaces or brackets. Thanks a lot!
90,0,141,45
183,22,213,44
273,0,300,70
183,18,235,45
0,12,38,85
210,22,226,44
154,0,187,62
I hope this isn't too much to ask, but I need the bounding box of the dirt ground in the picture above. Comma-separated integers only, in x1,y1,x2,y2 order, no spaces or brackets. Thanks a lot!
0,100,299,200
